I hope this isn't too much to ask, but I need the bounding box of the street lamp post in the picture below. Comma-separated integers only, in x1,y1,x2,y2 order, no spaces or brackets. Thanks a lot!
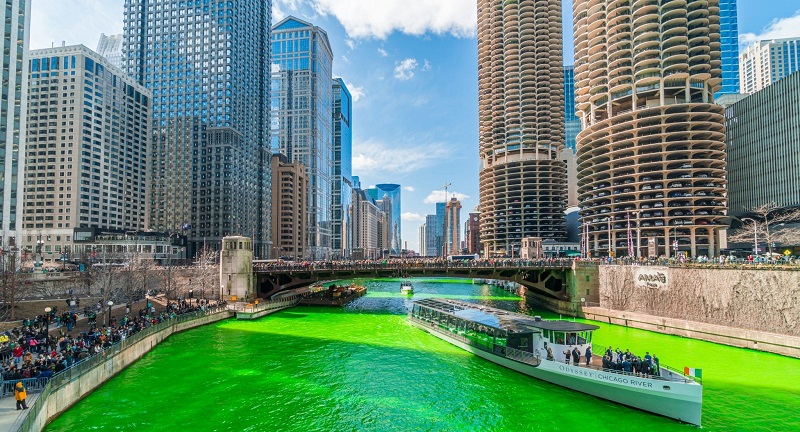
741,217,759,256
107,300,114,327
44,307,52,346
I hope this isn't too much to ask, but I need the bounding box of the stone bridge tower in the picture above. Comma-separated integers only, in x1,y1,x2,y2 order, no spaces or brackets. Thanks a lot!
220,236,255,302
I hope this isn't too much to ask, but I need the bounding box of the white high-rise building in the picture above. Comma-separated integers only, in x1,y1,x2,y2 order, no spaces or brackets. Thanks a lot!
23,45,151,257
740,37,800,94
0,0,31,251
95,33,122,69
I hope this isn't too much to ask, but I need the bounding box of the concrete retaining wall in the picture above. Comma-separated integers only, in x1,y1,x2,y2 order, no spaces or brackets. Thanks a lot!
582,306,800,358
26,311,233,431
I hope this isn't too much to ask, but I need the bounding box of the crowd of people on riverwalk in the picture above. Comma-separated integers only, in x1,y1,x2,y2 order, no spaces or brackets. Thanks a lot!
0,299,223,390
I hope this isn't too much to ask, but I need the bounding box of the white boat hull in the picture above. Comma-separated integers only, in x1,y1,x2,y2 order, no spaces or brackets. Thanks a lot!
410,319,702,426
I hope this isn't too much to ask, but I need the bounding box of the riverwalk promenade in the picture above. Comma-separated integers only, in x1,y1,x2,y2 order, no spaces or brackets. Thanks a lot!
0,305,233,432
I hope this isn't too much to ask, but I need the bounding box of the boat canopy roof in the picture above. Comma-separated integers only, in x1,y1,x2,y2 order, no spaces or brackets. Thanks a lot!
412,298,599,334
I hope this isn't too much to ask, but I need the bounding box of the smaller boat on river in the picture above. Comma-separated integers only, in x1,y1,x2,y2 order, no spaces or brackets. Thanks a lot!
400,281,414,295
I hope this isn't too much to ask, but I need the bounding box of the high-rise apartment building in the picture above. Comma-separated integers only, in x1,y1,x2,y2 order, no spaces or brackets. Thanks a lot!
123,0,271,258
96,33,123,69
464,212,481,255
718,0,740,96
477,0,567,257
0,0,30,250
418,222,426,257
23,45,151,256
271,16,334,260
365,184,401,255
332,78,352,259
726,71,800,216
740,37,800,94
351,189,383,259
270,153,307,259
574,0,728,258
444,197,462,256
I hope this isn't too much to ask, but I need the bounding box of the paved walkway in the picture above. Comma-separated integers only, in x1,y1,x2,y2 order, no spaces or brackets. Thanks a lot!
0,296,188,431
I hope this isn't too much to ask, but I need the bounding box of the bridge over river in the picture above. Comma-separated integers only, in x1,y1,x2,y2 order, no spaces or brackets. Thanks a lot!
250,261,599,314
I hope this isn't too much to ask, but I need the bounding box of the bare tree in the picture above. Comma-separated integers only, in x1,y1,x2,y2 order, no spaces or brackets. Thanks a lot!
194,245,219,301
0,252,32,321
728,203,800,254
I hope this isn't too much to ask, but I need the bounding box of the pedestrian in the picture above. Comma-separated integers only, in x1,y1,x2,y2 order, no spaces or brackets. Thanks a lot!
14,382,28,410
585,346,592,365
572,347,581,365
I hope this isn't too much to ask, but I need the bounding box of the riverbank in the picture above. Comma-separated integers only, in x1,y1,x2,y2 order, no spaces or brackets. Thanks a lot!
10,309,233,432
581,306,800,358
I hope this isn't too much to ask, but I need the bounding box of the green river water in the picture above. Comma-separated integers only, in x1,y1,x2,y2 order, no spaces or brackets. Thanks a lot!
47,279,798,431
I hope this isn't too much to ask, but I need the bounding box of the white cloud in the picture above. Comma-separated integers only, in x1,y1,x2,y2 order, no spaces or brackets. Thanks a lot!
345,81,366,103
341,55,350,64
402,212,425,222
403,186,415,192
352,139,451,175
308,0,476,40
740,11,800,46
377,48,389,57
30,0,124,50
424,190,470,204
345,38,357,50
273,0,304,23
394,58,418,80
422,59,432,71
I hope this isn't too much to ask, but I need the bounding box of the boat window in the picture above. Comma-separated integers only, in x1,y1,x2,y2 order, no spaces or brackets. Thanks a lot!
555,332,565,344
577,332,587,345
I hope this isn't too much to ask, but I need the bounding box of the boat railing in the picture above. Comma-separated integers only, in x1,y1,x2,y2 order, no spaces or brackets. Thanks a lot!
590,344,701,384
409,315,541,367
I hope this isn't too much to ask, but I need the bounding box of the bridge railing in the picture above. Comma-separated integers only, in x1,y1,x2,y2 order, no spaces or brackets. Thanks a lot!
254,259,577,272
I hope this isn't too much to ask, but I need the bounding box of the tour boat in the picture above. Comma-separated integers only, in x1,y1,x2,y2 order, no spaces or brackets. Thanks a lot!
408,298,703,426
400,281,414,295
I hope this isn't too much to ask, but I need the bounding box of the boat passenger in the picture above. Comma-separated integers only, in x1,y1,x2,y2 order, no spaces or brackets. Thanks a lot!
622,358,632,373
585,346,592,365
572,347,581,365
563,349,571,364
546,346,554,361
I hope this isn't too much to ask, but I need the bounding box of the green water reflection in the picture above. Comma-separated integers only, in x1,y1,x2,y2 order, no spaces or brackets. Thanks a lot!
46,278,799,431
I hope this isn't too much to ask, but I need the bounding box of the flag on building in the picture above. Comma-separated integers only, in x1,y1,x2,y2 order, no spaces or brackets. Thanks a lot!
684,367,702,378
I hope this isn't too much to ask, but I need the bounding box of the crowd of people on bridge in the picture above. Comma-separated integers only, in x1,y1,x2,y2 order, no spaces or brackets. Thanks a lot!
0,299,224,390
253,257,577,272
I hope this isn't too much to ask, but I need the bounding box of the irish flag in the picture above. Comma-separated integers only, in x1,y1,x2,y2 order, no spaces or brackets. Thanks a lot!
684,367,702,378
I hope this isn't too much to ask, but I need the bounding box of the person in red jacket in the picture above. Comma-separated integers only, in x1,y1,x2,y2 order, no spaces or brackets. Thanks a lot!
12,343,24,366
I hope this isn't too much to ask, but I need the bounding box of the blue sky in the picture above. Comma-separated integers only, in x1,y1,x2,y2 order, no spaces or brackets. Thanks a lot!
30,1,800,252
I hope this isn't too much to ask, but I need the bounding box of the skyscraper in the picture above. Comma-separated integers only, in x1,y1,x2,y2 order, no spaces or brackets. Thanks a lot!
365,184,401,255
271,16,334,260
24,45,151,255
574,0,727,258
726,71,800,216
477,0,567,257
424,214,437,256
563,66,581,152
718,0,740,96
445,197,462,256
0,0,30,250
332,78,353,259
96,33,123,69
435,202,446,257
740,37,800,94
123,0,272,258
270,153,307,259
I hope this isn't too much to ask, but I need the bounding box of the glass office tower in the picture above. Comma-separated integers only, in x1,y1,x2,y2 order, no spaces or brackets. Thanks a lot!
123,0,272,258
564,66,581,153
332,78,353,258
718,0,740,96
271,16,334,260
0,0,30,250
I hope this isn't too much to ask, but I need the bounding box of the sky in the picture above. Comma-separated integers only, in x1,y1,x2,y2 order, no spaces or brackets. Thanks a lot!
30,1,800,253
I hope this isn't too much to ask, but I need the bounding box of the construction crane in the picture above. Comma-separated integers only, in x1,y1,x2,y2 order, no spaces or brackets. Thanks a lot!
439,182,452,201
